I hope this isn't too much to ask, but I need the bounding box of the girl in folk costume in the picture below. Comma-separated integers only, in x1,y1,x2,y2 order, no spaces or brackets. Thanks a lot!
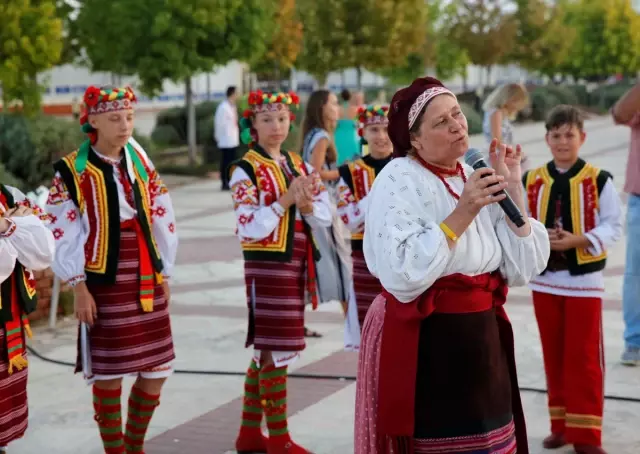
0,189,55,454
353,77,551,454
524,106,623,454
338,105,393,350
45,85,178,454
229,90,332,454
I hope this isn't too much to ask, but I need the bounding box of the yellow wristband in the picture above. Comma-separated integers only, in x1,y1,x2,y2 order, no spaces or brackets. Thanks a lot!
440,222,458,242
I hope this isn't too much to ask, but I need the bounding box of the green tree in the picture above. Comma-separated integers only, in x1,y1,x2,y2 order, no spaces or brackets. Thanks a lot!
296,0,351,87
74,0,276,163
511,0,576,77
342,0,428,88
251,0,303,87
446,0,517,84
380,0,468,85
0,0,63,114
560,0,640,80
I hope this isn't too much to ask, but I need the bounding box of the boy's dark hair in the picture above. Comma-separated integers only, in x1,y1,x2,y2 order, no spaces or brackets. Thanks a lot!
226,86,237,98
340,89,351,102
545,104,585,132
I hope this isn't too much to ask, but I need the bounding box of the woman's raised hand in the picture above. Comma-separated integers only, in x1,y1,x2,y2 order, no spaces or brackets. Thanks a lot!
457,167,507,217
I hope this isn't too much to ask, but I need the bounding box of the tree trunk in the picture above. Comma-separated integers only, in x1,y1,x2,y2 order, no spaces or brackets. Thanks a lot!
185,77,197,167
206,74,211,101
341,71,347,90
356,67,363,90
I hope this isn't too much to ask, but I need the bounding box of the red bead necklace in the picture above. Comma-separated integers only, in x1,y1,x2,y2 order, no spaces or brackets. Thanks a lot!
412,154,467,199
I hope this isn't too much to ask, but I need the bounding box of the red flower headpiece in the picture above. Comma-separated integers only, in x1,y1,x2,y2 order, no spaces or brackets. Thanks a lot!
240,90,300,147
356,104,389,137
80,85,138,144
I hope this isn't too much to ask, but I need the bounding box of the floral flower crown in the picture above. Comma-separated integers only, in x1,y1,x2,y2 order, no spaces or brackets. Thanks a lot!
240,90,300,146
80,85,137,144
356,105,389,137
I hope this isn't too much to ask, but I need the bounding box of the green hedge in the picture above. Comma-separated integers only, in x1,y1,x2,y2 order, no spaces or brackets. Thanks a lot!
460,102,482,135
0,114,85,189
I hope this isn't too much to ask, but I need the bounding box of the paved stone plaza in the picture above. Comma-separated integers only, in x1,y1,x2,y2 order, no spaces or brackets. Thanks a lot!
11,116,640,453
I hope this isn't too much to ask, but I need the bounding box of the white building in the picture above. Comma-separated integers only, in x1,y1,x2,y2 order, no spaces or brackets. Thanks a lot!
37,61,533,112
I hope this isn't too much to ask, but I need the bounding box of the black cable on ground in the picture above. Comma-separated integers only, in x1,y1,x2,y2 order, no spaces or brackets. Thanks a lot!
27,345,640,403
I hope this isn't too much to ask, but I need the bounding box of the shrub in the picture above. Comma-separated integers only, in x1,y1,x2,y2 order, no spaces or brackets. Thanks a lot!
528,87,562,122
0,163,23,189
588,83,634,112
461,102,483,135
541,85,579,106
0,114,85,189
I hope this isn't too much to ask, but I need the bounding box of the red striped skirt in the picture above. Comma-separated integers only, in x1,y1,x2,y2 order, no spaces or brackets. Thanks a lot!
244,225,309,352
0,328,28,446
352,250,382,328
76,228,175,376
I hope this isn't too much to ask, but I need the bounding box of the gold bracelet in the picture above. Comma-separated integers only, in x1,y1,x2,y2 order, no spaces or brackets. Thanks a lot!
440,222,458,242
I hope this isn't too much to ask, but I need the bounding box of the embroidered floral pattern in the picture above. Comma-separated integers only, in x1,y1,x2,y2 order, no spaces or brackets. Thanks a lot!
231,180,258,209
66,209,78,222
149,169,169,202
46,175,71,205
153,206,167,218
582,178,597,231
168,222,175,233
52,228,64,240
527,178,544,220
238,213,255,226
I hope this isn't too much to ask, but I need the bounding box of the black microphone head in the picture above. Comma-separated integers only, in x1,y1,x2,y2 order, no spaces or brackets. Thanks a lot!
464,148,484,168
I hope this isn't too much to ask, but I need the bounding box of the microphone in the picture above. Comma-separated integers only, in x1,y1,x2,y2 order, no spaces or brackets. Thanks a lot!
464,148,526,227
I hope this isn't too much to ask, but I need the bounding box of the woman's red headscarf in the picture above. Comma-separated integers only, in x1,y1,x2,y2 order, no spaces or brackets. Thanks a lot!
387,77,456,157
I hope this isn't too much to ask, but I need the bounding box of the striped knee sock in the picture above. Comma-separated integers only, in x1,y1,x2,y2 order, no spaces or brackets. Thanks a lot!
260,365,289,438
241,359,263,430
124,385,160,453
92,385,125,454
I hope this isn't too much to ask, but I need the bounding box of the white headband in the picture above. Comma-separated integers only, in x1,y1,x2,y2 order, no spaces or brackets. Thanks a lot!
408,87,456,129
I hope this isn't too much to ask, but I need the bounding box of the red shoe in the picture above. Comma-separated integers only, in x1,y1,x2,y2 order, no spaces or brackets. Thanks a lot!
542,433,567,449
574,445,607,454
267,434,314,454
235,427,268,453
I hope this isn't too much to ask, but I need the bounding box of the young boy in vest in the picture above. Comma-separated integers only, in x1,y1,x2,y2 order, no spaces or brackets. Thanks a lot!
523,105,623,454
0,187,55,453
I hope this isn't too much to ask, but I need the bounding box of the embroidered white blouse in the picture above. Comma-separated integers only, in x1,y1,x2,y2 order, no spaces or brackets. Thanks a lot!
45,138,178,286
0,186,56,283
229,159,333,240
363,157,551,303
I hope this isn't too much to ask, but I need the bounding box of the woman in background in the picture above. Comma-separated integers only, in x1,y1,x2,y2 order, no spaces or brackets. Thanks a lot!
335,89,362,165
301,90,352,334
482,83,530,169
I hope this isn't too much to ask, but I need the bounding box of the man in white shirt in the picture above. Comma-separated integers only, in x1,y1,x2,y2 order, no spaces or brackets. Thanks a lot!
214,86,240,190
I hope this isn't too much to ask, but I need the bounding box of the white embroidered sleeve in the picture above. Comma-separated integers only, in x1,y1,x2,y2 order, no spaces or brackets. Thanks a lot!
1,187,55,271
148,165,178,279
45,172,88,286
302,164,332,229
490,204,550,287
584,178,623,256
230,167,283,241
0,240,18,284
336,177,367,233
363,168,452,303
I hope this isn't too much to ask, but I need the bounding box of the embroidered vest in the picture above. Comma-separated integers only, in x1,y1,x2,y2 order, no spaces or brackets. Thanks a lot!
53,148,163,285
523,159,612,275
338,155,392,250
230,147,319,262
0,185,38,324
